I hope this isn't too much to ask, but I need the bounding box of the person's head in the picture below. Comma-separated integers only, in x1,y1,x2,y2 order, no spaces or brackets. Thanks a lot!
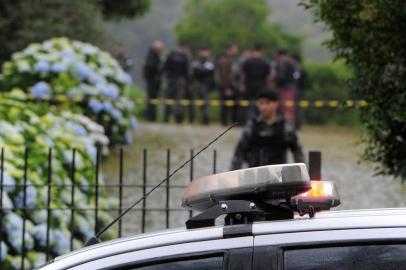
276,48,289,60
241,49,252,60
291,53,301,64
198,46,211,58
179,41,191,54
152,41,164,54
252,44,264,58
226,43,239,56
256,90,279,119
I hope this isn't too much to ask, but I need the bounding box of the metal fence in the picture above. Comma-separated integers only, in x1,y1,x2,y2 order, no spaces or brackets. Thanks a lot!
0,146,320,269
0,146,219,269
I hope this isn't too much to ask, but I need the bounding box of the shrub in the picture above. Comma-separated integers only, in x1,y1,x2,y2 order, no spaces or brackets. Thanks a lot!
0,37,137,145
0,90,116,269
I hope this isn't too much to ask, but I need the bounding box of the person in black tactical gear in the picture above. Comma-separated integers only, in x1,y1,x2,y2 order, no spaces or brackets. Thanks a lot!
231,90,304,170
143,41,164,121
192,47,215,125
163,42,190,123
274,49,296,125
239,44,272,123
217,43,239,126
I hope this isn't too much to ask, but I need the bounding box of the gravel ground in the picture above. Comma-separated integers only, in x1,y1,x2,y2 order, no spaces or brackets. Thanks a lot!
102,123,406,235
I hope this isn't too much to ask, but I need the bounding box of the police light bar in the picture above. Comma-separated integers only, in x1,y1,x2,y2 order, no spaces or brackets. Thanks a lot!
291,180,341,212
182,163,311,211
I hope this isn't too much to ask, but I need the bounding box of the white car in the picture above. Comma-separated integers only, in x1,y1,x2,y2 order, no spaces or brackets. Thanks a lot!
39,164,406,270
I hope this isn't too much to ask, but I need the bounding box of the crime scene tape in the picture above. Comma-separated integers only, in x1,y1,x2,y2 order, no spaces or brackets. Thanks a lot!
0,93,367,108
138,99,368,108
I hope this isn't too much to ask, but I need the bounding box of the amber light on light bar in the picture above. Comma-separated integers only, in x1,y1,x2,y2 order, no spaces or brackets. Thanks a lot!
299,181,334,198
291,180,341,210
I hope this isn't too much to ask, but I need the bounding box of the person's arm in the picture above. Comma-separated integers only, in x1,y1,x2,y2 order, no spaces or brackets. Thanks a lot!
231,122,253,170
285,124,305,163
239,61,247,93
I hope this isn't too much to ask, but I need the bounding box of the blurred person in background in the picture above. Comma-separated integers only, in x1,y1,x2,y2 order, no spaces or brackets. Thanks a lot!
274,48,296,125
163,42,190,123
239,44,272,124
192,46,215,125
231,90,304,170
112,42,133,72
217,43,239,126
291,53,308,130
143,41,164,121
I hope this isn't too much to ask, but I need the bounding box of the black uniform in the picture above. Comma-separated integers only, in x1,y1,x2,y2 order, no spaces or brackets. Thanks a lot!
163,49,190,123
192,57,215,124
241,58,271,123
242,58,271,99
143,49,162,121
231,115,304,170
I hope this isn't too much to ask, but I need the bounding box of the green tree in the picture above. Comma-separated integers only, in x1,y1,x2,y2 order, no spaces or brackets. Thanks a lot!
175,0,301,55
0,0,151,63
301,0,406,179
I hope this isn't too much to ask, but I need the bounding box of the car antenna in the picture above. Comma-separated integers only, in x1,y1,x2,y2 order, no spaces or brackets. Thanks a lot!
85,123,239,247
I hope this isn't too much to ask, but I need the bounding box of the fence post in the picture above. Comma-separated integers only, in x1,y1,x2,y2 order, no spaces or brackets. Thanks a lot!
45,148,52,261
189,149,194,219
70,149,76,251
213,149,217,174
0,148,4,260
94,147,100,235
141,149,147,233
308,151,322,181
118,148,124,237
166,149,170,229
21,147,29,270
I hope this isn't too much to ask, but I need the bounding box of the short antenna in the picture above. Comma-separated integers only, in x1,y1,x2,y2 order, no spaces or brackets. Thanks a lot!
85,123,238,246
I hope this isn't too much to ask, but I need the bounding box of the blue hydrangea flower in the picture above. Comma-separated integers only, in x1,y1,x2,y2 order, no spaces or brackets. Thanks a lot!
88,99,103,114
66,122,87,136
102,101,114,114
73,62,92,80
50,62,67,73
60,49,76,63
89,72,106,85
117,70,133,85
4,212,23,235
129,116,138,129
7,230,34,252
98,83,119,99
30,81,51,99
51,230,70,254
0,241,8,262
1,192,13,212
85,142,97,161
34,60,50,73
76,215,93,240
109,108,123,120
42,40,53,49
124,131,133,144
32,224,47,247
14,185,37,209
3,171,16,193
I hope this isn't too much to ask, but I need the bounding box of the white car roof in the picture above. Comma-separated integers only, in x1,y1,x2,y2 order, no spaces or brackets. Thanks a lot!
44,208,406,269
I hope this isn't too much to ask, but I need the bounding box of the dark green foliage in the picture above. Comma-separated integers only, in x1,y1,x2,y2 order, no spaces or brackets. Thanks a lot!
302,0,406,179
175,0,302,55
0,0,103,63
0,0,151,63
303,62,359,126
99,0,151,20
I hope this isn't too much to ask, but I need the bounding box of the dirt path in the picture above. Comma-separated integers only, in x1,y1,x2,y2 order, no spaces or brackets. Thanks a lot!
102,123,406,235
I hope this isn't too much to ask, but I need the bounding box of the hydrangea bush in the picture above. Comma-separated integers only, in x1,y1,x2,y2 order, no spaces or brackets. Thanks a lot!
0,37,138,145
0,90,117,269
